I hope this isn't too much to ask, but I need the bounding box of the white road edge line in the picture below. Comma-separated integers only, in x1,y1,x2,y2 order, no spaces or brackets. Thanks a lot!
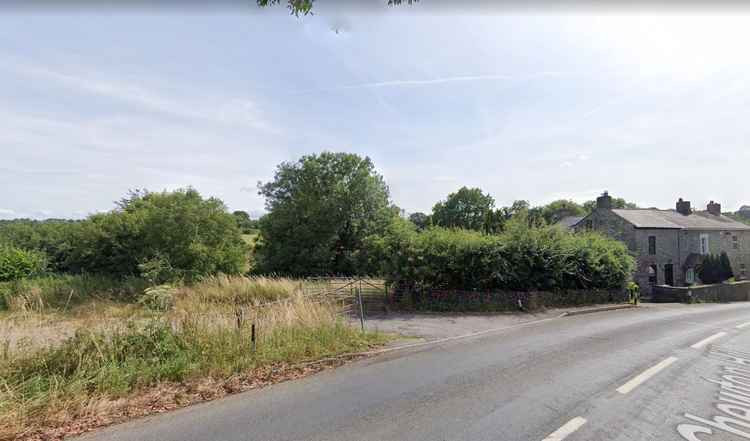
737,322,750,329
690,332,728,349
616,356,678,395
542,417,588,441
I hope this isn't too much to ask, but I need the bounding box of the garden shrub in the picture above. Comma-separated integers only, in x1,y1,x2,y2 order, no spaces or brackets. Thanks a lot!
698,252,734,284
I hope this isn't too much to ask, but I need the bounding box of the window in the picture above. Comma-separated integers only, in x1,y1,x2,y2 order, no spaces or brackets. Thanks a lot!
742,264,747,279
648,265,658,286
686,268,695,285
733,235,739,250
585,219,593,230
700,234,709,255
648,236,656,255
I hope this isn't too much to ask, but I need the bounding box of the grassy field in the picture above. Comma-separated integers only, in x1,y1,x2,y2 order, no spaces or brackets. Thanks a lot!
241,232,259,245
0,275,387,440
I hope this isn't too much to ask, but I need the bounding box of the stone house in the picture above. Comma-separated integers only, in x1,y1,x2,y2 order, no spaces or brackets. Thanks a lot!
574,192,750,294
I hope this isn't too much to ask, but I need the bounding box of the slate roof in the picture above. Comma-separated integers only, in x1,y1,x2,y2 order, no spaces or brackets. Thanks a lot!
556,216,584,229
611,209,750,231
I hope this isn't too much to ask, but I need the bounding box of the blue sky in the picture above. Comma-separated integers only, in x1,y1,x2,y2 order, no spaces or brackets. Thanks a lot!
1,6,749,219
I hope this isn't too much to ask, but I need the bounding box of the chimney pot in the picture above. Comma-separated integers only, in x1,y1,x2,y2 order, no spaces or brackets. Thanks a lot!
676,198,692,215
596,191,612,209
707,201,722,216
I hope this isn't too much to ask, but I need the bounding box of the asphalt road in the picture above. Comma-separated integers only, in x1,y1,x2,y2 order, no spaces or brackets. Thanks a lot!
77,303,750,441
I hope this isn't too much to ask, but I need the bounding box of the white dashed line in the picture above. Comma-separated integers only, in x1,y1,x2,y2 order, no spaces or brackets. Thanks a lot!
736,322,750,329
542,417,588,441
690,332,728,349
616,356,678,394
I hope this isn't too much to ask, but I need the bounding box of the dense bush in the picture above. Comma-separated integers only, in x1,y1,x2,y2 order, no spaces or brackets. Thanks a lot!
0,244,46,282
698,252,734,284
0,190,249,283
369,217,635,292
0,219,83,273
63,188,249,282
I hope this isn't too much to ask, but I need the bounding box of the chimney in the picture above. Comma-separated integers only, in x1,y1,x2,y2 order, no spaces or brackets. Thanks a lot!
596,191,612,209
676,198,692,215
707,200,722,216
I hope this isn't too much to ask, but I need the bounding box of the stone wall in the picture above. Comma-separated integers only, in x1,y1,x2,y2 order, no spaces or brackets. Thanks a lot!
652,281,750,303
390,288,629,312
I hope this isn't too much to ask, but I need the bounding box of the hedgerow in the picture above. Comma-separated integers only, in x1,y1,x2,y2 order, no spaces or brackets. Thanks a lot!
370,217,634,292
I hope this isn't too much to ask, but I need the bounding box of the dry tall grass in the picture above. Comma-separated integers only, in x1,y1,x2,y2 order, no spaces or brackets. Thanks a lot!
0,275,386,441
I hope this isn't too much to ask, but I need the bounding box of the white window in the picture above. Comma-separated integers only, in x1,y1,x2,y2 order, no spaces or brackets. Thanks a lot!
686,268,695,285
700,233,709,255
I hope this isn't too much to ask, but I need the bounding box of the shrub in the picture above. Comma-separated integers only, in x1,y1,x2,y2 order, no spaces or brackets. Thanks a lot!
0,219,83,273
0,245,46,283
66,188,250,282
698,252,734,284
372,217,634,292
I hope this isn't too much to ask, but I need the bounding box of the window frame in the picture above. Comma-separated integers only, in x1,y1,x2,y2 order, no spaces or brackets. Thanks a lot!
700,233,709,255
686,268,695,285
648,235,656,255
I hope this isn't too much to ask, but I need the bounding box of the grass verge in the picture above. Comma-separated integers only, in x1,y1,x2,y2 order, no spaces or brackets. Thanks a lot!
0,276,388,441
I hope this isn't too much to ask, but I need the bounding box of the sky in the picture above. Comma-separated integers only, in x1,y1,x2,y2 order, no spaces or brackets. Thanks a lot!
2,4,750,220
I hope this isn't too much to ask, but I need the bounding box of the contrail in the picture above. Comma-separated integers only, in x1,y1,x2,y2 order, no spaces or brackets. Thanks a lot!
335,74,515,89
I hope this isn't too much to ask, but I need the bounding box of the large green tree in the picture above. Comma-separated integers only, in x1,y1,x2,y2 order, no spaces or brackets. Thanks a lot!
257,152,394,275
539,200,586,225
431,187,495,232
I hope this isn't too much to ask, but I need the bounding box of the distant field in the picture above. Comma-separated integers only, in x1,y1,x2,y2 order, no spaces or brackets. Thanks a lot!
242,231,259,246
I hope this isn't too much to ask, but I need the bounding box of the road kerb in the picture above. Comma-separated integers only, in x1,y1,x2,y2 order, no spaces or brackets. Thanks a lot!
559,304,636,318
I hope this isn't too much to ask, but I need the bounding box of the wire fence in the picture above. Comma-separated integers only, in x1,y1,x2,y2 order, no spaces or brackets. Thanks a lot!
163,277,390,334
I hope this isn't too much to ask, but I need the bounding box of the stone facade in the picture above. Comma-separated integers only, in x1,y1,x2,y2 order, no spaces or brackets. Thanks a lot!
576,193,750,295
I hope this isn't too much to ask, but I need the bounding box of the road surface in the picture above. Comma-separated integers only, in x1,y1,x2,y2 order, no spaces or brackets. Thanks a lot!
78,303,750,441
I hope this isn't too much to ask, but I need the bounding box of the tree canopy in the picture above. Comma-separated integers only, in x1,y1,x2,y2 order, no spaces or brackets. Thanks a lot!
583,197,638,213
257,0,417,16
538,200,586,225
431,187,495,232
408,212,431,231
256,152,394,275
